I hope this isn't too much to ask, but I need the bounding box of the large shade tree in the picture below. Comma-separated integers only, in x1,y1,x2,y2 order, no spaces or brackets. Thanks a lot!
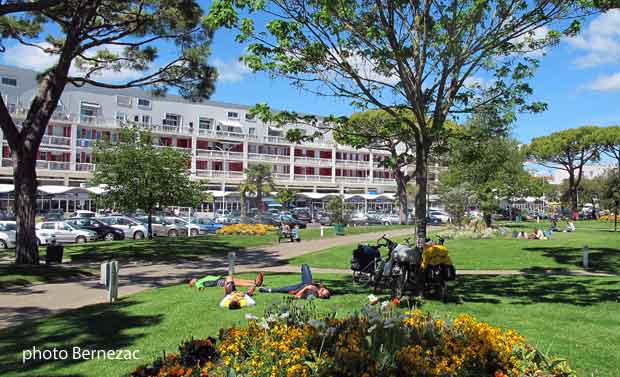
92,128,205,238
596,125,620,174
245,163,275,212
209,0,588,247
0,0,217,264
527,126,600,214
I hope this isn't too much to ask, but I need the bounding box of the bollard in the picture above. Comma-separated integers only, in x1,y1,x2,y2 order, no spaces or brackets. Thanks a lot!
582,245,589,269
320,226,324,238
101,260,119,303
228,251,236,275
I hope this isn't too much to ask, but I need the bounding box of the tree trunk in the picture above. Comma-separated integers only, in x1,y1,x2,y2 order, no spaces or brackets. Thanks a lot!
414,143,428,248
395,172,409,225
14,152,39,264
240,192,248,223
147,208,153,239
483,212,492,228
568,172,578,213
256,184,263,213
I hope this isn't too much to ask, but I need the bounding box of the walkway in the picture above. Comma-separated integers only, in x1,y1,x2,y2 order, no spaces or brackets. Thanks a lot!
0,228,415,329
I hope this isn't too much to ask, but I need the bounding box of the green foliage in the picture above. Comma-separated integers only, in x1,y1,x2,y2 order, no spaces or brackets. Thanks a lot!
275,188,296,209
442,112,529,223
527,126,601,211
595,125,620,172
91,127,204,216
439,183,479,226
325,196,346,225
245,163,274,210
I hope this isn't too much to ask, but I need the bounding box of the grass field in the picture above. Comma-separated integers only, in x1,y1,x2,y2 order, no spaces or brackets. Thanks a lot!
1,272,619,377
291,220,620,272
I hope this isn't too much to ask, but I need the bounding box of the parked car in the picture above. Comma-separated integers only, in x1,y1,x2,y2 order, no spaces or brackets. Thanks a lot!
192,218,224,234
276,215,307,228
0,222,16,249
136,216,186,237
37,221,97,243
98,216,147,240
317,212,333,225
292,208,312,223
349,212,369,226
250,213,281,226
380,213,401,225
0,221,52,245
44,211,65,221
165,217,201,236
66,218,125,241
69,210,96,219
365,213,384,225
428,210,451,223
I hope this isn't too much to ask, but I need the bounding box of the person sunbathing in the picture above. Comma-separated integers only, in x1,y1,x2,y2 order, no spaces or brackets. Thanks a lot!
259,264,331,299
218,276,257,310
189,272,263,290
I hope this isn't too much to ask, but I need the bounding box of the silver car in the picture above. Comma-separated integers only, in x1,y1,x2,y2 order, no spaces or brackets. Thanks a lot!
136,216,186,237
37,221,97,243
165,217,200,236
98,216,147,240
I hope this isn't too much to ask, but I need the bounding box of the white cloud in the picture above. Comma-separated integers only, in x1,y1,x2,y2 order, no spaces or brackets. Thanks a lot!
585,72,620,91
566,9,620,68
212,58,251,83
1,42,143,82
511,26,551,58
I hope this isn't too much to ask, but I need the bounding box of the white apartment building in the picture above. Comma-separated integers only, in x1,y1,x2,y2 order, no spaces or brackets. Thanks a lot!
0,65,442,213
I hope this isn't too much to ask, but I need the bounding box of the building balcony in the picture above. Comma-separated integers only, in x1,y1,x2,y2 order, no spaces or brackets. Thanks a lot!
195,150,243,160
263,135,289,144
372,178,394,185
294,156,333,167
272,173,292,181
294,174,333,183
195,170,244,179
41,135,71,147
336,176,370,184
248,153,290,163
336,159,370,169
76,163,96,171
153,145,191,153
36,160,71,170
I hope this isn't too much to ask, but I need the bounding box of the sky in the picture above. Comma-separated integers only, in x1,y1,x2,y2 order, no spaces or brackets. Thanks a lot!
1,5,620,144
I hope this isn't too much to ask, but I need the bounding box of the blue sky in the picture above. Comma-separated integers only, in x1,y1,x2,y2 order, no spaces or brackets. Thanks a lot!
2,5,620,144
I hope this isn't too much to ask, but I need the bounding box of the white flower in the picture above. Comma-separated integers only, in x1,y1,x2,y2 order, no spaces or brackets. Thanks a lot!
368,324,377,334
307,319,326,328
367,294,379,304
258,319,270,330
380,301,390,310
266,314,278,323
279,312,290,320
245,313,258,321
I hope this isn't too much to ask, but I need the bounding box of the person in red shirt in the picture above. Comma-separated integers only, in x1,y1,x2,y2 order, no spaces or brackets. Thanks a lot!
259,264,331,299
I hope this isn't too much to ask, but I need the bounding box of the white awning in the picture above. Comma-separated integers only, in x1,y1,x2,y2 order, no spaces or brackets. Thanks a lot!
297,192,339,200
0,184,14,193
206,190,237,198
218,120,244,129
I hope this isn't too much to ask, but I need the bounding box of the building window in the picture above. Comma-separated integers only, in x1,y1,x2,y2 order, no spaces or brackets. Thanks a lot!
248,128,256,136
1,77,17,87
199,117,212,130
163,113,181,127
227,111,239,119
80,102,100,123
116,95,132,107
245,113,255,122
137,98,151,109
7,103,16,114
115,112,127,125
142,115,151,125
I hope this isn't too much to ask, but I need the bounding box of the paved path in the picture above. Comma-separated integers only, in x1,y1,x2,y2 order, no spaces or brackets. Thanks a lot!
0,228,415,329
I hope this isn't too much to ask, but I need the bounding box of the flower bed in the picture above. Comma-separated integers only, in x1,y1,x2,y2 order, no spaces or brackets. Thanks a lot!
215,224,277,236
130,301,575,377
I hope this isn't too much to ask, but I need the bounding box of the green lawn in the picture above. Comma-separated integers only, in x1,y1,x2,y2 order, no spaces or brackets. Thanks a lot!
0,264,97,290
291,220,620,272
1,272,619,377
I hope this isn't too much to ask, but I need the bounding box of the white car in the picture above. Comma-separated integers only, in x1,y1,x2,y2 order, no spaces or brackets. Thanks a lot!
98,216,147,240
0,223,15,249
0,220,52,246
37,221,97,243
165,217,201,236
69,210,96,218
429,210,451,223
380,213,402,225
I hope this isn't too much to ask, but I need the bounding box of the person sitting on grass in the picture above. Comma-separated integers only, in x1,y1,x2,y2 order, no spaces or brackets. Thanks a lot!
564,221,576,233
259,264,331,300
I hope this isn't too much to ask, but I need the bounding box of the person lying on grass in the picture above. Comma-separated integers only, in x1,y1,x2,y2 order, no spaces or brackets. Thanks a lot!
259,264,331,299
189,273,264,310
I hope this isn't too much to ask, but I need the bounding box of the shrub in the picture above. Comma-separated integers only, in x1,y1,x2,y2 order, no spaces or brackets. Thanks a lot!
130,301,575,377
215,224,277,236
